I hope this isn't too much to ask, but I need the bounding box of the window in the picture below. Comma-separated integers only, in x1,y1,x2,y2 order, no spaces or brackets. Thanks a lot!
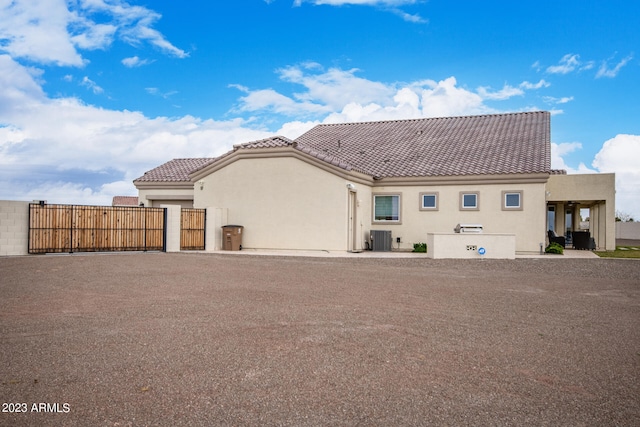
460,192,479,210
373,194,401,222
502,190,523,211
548,206,555,232
419,192,439,211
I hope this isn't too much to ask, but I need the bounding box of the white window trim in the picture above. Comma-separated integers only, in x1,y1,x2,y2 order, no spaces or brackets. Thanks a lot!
419,192,439,211
502,190,523,211
372,193,402,224
460,191,479,211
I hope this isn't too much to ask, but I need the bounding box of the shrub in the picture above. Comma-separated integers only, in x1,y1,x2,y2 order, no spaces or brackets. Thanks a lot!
545,242,564,255
413,242,427,253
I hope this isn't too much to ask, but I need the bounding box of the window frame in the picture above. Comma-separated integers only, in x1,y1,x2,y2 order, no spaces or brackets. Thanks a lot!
459,191,480,211
502,190,523,211
372,193,402,224
419,192,439,211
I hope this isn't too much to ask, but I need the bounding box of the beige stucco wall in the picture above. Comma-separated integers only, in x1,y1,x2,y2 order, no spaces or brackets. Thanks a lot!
546,173,615,202
160,204,182,252
194,156,358,251
427,233,516,259
0,200,30,256
369,182,547,253
546,173,615,250
189,151,548,254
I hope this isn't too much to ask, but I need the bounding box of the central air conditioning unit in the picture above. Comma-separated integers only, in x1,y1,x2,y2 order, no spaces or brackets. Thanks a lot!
370,230,392,252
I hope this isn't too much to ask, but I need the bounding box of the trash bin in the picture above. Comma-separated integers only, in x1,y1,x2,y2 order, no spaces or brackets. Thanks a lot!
222,225,243,251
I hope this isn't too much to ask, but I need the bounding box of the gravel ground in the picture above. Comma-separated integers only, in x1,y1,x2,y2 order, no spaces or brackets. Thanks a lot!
1,253,639,426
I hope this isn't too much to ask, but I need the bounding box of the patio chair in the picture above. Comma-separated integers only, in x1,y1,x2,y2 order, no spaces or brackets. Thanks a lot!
572,231,592,250
548,230,565,247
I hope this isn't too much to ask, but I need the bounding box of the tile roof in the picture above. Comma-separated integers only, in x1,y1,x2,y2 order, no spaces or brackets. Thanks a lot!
135,112,551,184
233,136,295,150
134,158,215,182
294,111,551,177
112,196,139,206
227,136,353,171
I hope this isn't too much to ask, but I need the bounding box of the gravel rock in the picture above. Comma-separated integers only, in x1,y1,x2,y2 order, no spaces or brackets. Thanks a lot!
1,253,638,426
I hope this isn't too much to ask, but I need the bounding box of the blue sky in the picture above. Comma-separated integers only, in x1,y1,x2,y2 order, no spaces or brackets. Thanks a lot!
1,0,639,218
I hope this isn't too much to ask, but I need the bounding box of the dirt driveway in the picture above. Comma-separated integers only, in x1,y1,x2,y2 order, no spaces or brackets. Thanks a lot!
1,253,639,426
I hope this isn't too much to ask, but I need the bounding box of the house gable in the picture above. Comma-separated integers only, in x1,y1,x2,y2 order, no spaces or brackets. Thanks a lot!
190,137,372,185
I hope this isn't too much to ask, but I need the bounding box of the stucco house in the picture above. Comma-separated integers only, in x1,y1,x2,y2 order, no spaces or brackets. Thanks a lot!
134,111,615,254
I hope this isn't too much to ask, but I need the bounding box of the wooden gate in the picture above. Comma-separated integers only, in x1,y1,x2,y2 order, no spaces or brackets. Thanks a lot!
180,208,206,250
28,203,166,254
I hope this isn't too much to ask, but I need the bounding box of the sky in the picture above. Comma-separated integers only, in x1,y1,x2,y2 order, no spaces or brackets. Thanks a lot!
1,0,639,218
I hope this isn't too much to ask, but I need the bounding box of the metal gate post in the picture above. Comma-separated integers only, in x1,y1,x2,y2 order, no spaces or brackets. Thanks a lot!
28,203,32,254
203,209,207,250
69,204,74,254
162,208,167,252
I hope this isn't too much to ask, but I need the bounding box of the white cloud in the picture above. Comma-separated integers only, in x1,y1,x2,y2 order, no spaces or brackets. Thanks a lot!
70,23,117,50
550,142,595,173
233,65,401,117
592,134,640,219
81,76,104,94
275,120,320,139
235,65,501,123
477,79,551,101
0,0,84,66
389,8,427,23
596,54,633,78
323,87,424,123
580,60,595,71
477,84,524,100
547,54,581,74
278,65,396,109
294,0,419,6
122,56,151,67
418,77,490,117
0,0,186,66
145,87,178,99
0,55,47,115
234,87,331,116
291,0,425,22
543,96,574,104
593,134,640,173
520,79,550,90
83,0,188,58
545,53,628,78
550,136,640,220
0,58,271,205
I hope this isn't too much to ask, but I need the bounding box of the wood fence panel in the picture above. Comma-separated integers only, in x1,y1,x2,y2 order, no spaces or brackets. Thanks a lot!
181,208,206,250
28,204,165,254
28,204,72,254
145,208,165,251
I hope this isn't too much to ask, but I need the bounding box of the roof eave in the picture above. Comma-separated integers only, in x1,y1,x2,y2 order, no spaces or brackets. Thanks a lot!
133,180,195,190
372,172,551,186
